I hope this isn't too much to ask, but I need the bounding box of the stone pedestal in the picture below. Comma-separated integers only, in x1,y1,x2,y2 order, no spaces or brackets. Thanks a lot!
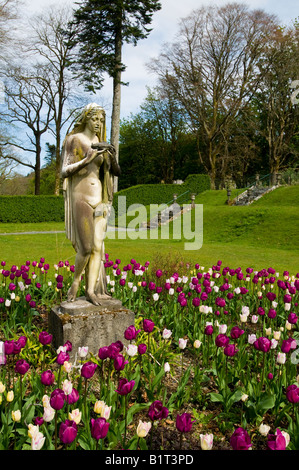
48,297,135,361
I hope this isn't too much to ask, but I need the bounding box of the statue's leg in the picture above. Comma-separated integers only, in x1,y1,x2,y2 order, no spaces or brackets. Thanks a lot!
86,215,108,304
67,200,94,302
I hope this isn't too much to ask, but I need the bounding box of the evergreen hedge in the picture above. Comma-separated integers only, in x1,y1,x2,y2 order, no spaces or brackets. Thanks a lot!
112,174,210,215
0,174,210,223
0,196,65,223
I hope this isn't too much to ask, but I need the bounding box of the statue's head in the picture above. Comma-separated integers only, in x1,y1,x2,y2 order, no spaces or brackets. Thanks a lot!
71,103,106,140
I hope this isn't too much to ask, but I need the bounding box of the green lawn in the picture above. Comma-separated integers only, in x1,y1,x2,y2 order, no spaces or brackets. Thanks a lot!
0,185,298,275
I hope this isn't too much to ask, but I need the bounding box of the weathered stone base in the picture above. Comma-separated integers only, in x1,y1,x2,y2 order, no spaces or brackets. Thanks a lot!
48,297,135,361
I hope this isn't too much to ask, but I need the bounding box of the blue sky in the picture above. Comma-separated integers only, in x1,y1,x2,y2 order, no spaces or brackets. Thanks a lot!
8,0,299,171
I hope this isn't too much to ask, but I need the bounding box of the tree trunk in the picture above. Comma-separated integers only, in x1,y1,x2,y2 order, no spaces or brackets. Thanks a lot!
54,133,61,196
35,133,41,195
111,23,122,194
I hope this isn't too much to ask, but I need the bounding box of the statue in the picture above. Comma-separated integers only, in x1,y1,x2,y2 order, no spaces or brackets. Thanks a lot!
61,103,121,306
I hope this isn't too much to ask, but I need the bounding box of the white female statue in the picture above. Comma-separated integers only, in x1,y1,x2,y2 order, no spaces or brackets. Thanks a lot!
61,103,121,305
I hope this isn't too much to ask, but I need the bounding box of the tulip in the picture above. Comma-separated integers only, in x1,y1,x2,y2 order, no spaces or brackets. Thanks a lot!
7,391,14,402
81,361,97,379
38,331,53,346
143,319,155,333
124,325,140,341
137,420,152,438
31,431,45,450
12,410,21,422
69,409,82,425
78,346,89,358
277,352,286,365
114,354,128,371
230,326,244,339
162,328,172,339
253,337,271,353
259,423,270,436
286,384,299,404
230,427,252,450
56,351,69,366
43,405,55,423
178,338,187,350
90,417,110,441
115,378,135,396
126,344,138,357
176,412,195,433
267,429,286,450
224,343,238,357
59,419,78,445
215,334,229,348
148,400,169,421
41,370,55,387
98,346,109,360
138,343,147,355
200,433,213,450
66,388,79,405
15,359,29,375
50,389,66,410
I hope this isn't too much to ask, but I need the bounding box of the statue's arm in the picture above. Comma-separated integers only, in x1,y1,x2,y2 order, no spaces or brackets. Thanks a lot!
107,147,121,177
61,136,104,178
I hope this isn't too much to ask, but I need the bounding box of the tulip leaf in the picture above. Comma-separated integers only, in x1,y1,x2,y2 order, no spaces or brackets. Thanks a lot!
209,392,224,403
257,393,275,412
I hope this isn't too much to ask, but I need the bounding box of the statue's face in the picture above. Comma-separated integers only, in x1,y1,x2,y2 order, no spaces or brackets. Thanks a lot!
85,110,105,137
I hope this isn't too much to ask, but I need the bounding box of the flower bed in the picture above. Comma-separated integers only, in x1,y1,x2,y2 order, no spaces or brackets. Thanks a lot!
0,256,298,450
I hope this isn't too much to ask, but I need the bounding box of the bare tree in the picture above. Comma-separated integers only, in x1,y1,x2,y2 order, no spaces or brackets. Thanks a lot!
25,5,86,195
2,65,54,195
148,3,277,188
0,0,18,59
257,23,299,184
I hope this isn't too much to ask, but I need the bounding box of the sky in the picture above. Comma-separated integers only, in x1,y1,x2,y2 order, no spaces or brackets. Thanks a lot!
5,0,299,170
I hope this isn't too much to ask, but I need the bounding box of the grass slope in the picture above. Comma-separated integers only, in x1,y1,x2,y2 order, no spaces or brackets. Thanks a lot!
0,186,298,275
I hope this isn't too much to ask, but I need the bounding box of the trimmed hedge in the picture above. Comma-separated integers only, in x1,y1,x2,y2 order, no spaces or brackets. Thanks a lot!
0,174,210,223
0,196,65,223
112,174,210,215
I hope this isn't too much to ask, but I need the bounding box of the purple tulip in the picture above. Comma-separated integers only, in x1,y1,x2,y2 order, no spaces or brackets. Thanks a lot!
66,388,80,405
98,346,109,360
39,331,53,346
124,325,140,341
143,319,155,333
253,337,271,353
91,417,110,440
215,334,229,348
41,370,55,386
267,429,286,450
176,412,195,433
138,343,147,355
148,400,169,421
268,308,277,319
59,420,78,445
286,384,299,404
115,378,135,396
15,359,30,375
230,326,244,339
230,427,252,450
114,354,128,371
81,361,97,379
56,351,70,365
224,343,238,357
107,342,122,359
4,340,14,355
204,325,213,335
50,389,66,410
288,313,298,324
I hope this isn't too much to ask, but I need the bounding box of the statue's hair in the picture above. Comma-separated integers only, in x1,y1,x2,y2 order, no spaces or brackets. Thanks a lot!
68,103,106,141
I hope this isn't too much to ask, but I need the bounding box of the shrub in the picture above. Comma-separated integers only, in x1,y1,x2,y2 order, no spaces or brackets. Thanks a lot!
0,196,65,223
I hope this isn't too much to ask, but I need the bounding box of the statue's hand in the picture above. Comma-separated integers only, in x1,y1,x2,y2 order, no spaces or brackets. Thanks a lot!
85,148,105,164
